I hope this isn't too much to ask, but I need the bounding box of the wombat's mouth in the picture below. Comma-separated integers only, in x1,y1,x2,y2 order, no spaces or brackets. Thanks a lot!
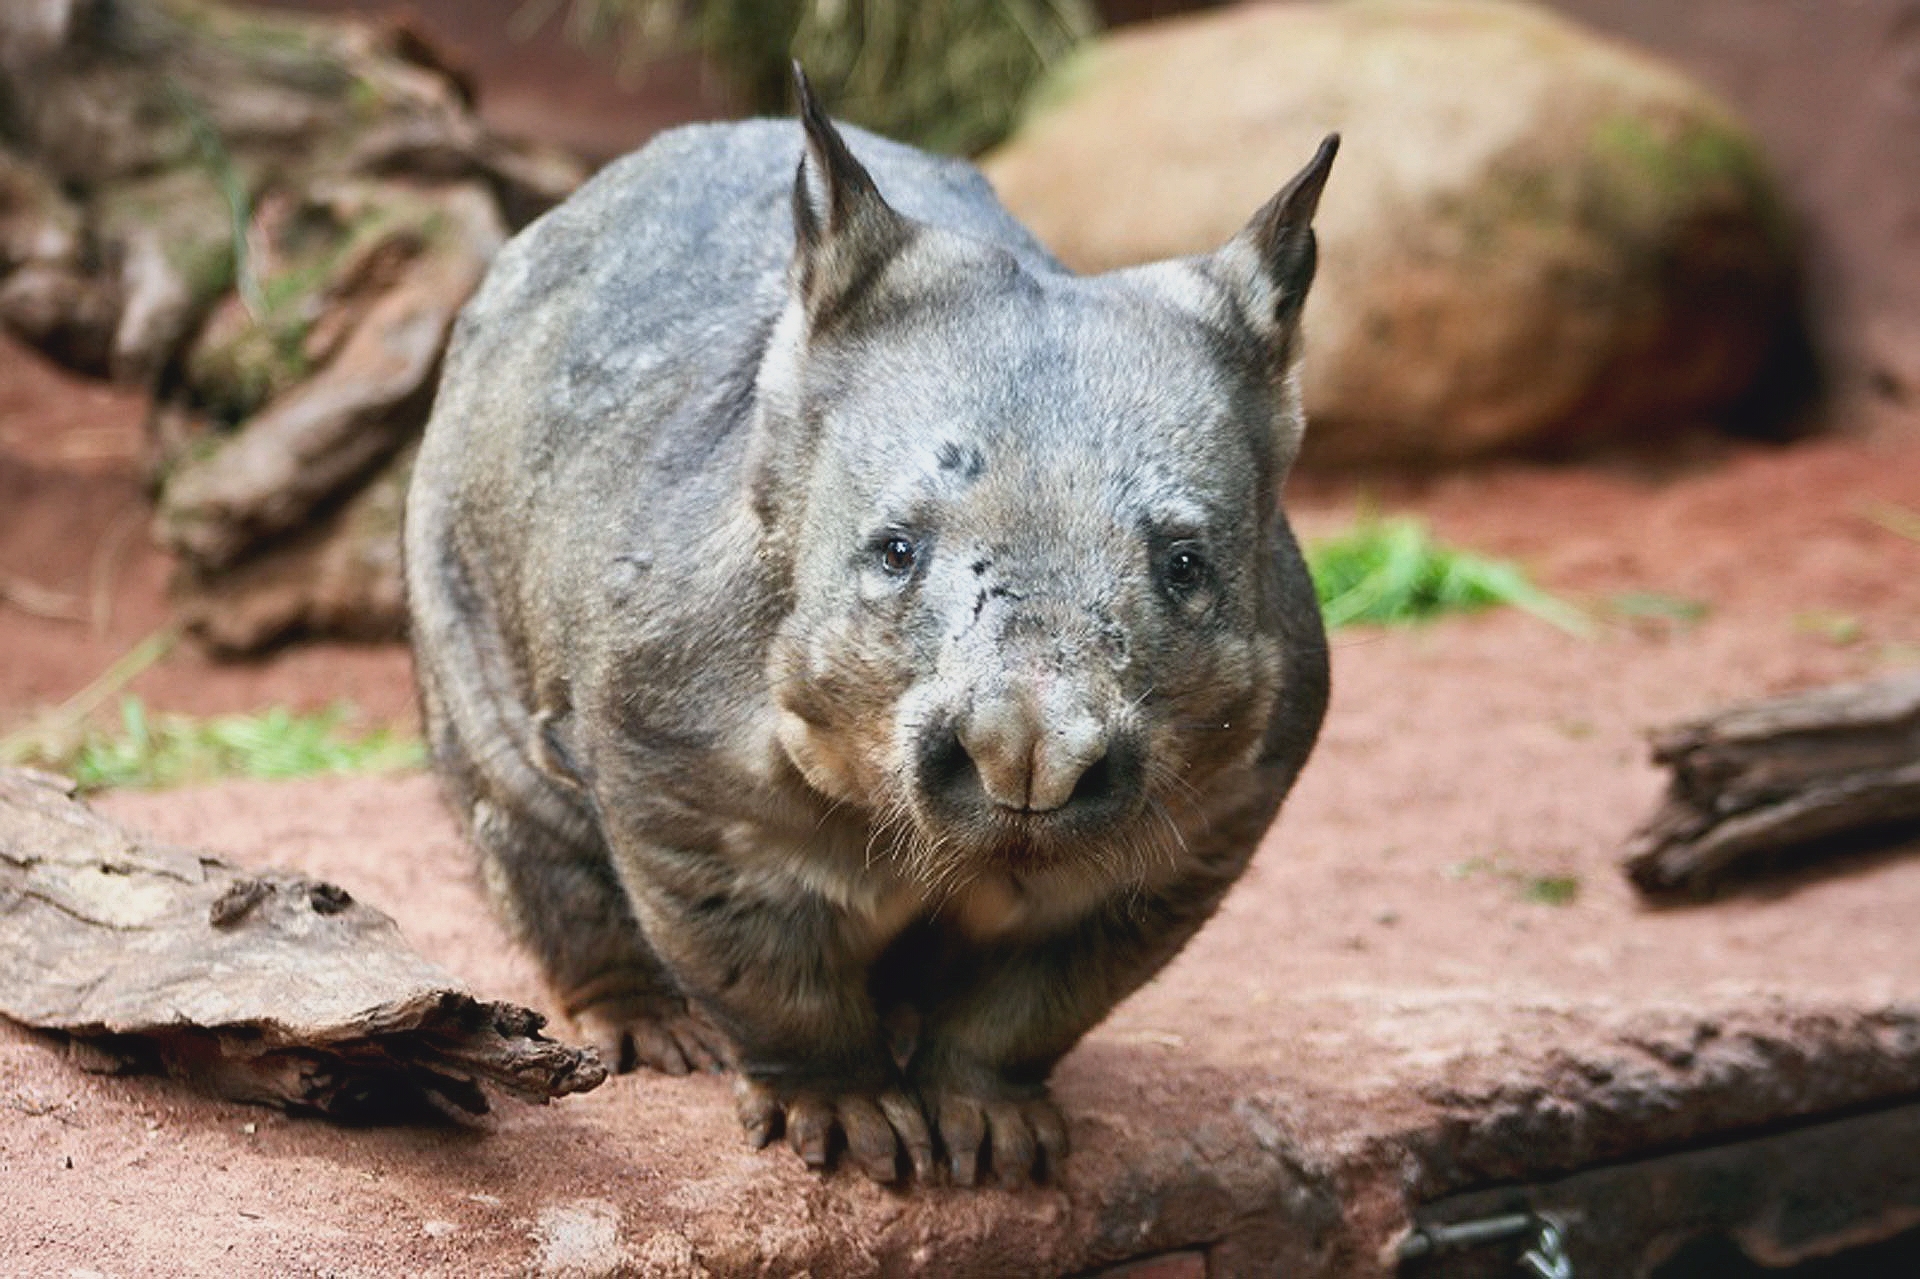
989,835,1046,870
902,790,1161,886
894,802,1175,891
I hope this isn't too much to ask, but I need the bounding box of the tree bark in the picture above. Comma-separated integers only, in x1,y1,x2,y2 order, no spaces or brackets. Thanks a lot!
0,767,605,1119
1624,671,1920,897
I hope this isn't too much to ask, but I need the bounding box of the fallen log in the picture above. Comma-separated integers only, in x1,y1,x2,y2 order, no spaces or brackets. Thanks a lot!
0,767,605,1119
1624,671,1920,897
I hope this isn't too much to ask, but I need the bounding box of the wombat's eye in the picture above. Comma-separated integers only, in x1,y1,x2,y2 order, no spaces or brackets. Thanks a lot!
1165,545,1208,592
881,535,918,576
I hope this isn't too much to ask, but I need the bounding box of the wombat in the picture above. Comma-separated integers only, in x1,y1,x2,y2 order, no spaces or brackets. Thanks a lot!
404,72,1333,1186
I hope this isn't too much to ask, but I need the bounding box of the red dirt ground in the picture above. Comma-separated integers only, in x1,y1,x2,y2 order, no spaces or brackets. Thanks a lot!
5,323,1920,1274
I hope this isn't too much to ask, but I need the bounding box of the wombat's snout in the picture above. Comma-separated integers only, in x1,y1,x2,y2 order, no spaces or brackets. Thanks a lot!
915,692,1146,834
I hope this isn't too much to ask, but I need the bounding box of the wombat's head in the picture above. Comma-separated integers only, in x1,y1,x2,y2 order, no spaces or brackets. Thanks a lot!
755,75,1334,894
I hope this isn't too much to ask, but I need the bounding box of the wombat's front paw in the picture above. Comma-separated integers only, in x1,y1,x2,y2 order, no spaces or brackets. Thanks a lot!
733,1077,935,1184
574,997,732,1077
922,1087,1069,1187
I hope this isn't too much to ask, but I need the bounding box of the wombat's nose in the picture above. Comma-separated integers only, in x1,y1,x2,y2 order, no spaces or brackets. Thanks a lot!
940,695,1115,815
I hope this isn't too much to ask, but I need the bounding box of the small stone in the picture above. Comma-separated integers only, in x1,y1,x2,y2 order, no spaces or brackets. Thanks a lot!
532,1199,627,1279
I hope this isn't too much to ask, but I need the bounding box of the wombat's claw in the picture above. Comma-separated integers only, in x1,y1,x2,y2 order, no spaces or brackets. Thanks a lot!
927,1091,1069,1187
576,1005,731,1076
734,1078,935,1184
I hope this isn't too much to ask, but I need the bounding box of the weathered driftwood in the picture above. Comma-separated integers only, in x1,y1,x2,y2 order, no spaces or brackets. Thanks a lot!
1625,671,1920,896
0,0,583,649
0,767,605,1118
172,443,414,655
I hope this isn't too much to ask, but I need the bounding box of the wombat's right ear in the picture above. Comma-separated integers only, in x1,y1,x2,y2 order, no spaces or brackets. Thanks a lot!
789,64,913,329
1216,133,1339,344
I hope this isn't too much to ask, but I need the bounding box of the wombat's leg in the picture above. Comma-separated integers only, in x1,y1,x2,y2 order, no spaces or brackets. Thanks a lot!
463,799,733,1076
606,838,936,1183
410,561,731,1075
910,886,1230,1186
417,650,728,1076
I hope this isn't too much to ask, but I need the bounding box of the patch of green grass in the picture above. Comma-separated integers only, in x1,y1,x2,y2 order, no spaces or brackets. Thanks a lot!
1521,874,1582,907
0,629,179,770
1603,590,1716,642
53,698,424,793
1305,516,1590,635
1447,857,1583,907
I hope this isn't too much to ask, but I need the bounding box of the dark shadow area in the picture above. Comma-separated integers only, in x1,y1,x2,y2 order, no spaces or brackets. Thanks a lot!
1631,825,1920,910
1721,278,1827,444
1651,1224,1920,1278
1401,1220,1920,1278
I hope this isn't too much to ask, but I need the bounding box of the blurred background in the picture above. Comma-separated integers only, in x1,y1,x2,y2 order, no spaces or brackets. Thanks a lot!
3,0,1917,674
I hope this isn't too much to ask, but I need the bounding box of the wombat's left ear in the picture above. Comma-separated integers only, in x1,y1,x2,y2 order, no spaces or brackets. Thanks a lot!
1217,133,1339,342
789,64,913,328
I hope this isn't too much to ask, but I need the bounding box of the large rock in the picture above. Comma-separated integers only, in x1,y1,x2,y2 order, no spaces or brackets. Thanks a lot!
1541,0,1920,402
984,0,1796,465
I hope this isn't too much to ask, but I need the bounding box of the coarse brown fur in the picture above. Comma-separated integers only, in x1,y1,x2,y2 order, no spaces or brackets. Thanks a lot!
405,72,1335,1185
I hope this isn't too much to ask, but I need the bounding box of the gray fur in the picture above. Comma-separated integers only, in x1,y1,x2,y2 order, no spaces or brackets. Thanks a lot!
405,105,1334,1184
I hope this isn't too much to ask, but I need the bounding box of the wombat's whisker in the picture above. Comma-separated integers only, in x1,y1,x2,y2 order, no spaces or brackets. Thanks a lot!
1146,761,1209,839
1147,798,1190,864
870,797,923,873
933,860,981,905
812,797,848,837
1152,760,1204,803
1116,832,1153,886
1145,822,1180,879
867,798,902,868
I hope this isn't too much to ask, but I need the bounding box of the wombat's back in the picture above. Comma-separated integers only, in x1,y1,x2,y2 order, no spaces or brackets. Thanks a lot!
435,120,1059,485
